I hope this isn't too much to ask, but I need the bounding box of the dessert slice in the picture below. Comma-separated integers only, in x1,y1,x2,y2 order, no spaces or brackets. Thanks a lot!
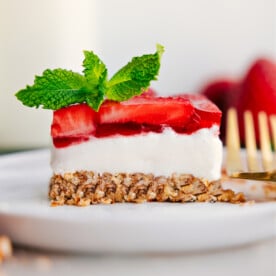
49,93,244,205
15,45,245,205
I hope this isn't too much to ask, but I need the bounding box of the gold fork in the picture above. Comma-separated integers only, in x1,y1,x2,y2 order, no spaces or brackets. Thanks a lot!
226,108,276,181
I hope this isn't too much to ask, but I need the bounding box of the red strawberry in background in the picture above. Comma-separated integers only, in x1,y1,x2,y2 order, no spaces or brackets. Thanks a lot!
201,79,240,141
237,58,276,144
201,57,276,145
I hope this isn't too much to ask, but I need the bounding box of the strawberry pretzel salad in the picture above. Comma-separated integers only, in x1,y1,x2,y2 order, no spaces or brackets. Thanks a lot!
16,45,244,206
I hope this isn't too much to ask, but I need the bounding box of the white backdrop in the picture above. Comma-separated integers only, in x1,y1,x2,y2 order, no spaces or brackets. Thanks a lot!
0,0,275,148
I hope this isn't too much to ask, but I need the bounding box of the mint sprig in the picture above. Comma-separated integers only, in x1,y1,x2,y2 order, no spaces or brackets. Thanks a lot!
15,44,164,111
106,44,164,101
16,69,90,110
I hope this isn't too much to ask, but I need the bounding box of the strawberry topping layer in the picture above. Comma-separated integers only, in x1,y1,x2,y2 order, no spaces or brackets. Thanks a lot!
51,93,221,148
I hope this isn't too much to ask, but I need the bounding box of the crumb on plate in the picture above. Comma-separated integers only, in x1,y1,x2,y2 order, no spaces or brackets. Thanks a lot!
0,236,12,263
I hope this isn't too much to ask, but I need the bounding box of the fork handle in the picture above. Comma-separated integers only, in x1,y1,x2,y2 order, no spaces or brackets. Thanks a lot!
230,171,276,182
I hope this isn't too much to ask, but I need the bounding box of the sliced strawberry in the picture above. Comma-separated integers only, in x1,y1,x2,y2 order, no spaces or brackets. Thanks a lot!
51,104,97,145
172,94,222,133
98,96,194,128
187,94,222,127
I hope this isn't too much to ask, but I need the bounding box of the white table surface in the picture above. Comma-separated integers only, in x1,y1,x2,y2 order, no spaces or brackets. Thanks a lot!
1,238,276,276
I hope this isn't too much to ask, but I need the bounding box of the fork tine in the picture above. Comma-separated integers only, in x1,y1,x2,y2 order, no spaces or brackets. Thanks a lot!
244,110,259,171
227,109,276,181
258,112,273,171
226,108,243,174
269,115,276,152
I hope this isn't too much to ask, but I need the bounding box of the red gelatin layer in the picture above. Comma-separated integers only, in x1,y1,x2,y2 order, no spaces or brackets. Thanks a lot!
51,94,221,148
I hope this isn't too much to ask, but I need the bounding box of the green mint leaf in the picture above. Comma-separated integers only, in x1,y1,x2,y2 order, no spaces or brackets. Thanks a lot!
82,50,108,110
15,68,105,110
85,68,107,111
105,44,164,101
83,50,107,85
16,69,89,110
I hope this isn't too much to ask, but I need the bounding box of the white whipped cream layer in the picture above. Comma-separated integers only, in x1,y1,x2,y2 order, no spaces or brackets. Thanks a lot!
51,126,222,181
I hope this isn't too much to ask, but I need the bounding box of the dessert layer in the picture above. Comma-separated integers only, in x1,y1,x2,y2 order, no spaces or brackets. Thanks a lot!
51,95,222,148
51,126,222,181
49,171,245,206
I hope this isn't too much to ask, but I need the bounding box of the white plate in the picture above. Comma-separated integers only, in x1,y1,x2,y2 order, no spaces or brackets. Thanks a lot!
0,149,275,253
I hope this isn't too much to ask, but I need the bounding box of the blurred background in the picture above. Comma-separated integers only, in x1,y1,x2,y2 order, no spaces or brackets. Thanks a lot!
0,0,275,150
